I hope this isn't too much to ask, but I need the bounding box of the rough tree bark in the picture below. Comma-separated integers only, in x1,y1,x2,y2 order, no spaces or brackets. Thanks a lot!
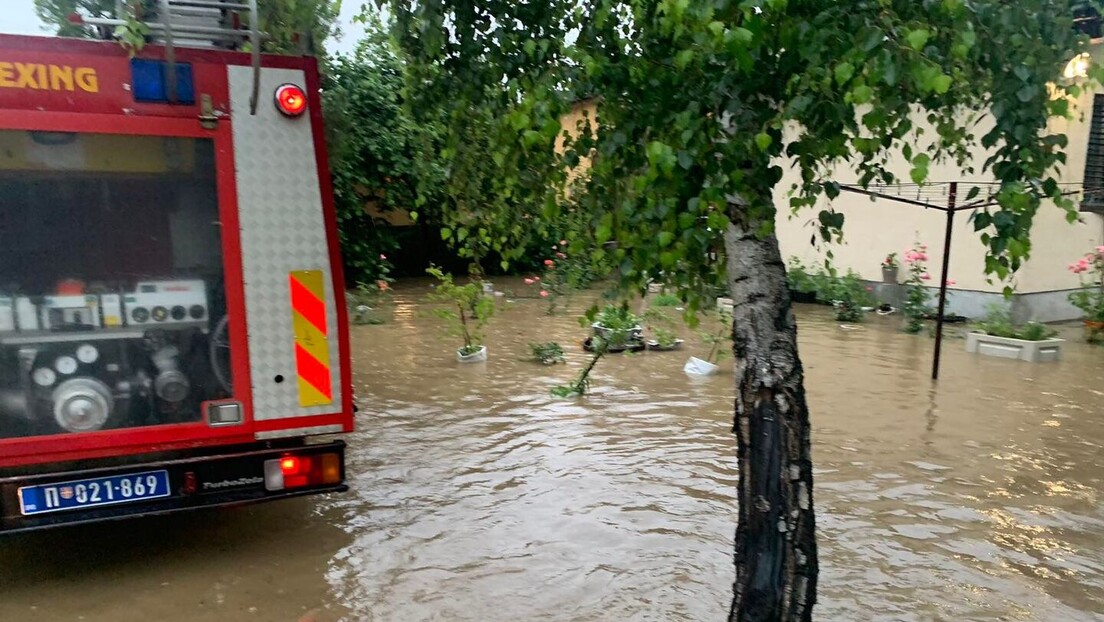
725,214,818,622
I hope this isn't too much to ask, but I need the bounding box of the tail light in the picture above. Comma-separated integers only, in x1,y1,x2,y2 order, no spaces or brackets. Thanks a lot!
263,452,341,491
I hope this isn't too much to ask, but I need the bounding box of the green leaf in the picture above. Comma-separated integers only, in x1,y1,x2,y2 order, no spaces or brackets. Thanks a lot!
851,85,873,104
658,231,675,247
905,29,930,51
441,227,453,241
932,74,952,94
834,62,855,85
965,187,980,201
675,49,695,69
1016,85,1035,103
678,150,694,169
910,154,930,185
754,132,773,151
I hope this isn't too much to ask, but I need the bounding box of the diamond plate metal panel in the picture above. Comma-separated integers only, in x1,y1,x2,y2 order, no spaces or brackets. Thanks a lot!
228,66,343,422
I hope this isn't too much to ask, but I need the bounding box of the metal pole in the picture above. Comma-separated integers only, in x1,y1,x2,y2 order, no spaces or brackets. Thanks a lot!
931,182,957,381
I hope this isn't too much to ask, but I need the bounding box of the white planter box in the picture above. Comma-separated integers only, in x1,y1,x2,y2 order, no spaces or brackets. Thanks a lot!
457,345,488,363
591,322,644,342
965,332,1063,362
684,356,720,376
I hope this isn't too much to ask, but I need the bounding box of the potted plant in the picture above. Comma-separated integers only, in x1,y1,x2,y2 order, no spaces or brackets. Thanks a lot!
685,311,731,376
1067,246,1104,343
821,269,874,322
881,252,900,284
643,307,683,351
591,304,643,347
529,342,566,365
426,266,495,362
966,304,1063,362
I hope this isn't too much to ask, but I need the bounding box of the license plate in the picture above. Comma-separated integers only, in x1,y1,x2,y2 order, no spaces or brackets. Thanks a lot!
18,470,171,516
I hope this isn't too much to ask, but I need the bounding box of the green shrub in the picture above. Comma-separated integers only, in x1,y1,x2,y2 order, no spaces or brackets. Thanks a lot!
974,304,1057,341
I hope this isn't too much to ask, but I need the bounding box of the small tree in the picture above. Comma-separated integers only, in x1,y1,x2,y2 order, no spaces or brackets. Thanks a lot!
426,267,495,356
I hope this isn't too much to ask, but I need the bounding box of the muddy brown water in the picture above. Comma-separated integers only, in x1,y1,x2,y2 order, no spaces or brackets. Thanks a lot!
2,280,1103,621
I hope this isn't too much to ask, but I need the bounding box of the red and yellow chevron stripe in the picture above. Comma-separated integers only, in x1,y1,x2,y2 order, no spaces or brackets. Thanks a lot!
289,270,333,407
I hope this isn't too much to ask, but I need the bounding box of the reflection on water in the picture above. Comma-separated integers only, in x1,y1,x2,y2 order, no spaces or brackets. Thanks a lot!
2,279,1103,621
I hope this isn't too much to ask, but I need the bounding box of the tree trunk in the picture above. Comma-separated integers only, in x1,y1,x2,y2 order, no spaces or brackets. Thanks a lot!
725,219,818,622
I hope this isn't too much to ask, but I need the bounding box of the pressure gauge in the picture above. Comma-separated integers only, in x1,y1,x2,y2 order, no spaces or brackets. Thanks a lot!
76,344,99,364
32,367,57,387
55,355,78,375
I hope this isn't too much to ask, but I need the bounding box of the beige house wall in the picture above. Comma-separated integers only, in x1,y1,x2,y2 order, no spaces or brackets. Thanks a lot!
775,55,1104,297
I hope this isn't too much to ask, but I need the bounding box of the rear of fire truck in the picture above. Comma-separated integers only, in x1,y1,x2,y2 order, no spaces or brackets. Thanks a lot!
0,1,353,533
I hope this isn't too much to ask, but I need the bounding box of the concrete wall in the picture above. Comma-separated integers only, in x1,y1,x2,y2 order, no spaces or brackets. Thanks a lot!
869,282,1085,323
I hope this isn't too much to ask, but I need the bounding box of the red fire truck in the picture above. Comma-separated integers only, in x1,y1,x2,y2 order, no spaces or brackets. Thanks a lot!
0,2,353,533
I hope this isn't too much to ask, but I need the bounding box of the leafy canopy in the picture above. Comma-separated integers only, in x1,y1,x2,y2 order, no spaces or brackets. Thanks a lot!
35,0,340,57
382,0,1099,310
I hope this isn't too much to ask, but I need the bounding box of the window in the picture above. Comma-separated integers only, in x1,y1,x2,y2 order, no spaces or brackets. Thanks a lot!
1083,94,1104,213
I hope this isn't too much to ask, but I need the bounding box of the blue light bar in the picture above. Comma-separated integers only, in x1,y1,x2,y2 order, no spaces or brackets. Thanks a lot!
130,59,195,105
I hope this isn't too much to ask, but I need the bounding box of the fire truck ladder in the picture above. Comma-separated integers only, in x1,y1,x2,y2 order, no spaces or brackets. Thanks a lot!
75,0,266,114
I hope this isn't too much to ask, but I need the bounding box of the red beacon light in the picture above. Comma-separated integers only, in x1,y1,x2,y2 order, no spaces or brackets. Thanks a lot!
274,83,307,117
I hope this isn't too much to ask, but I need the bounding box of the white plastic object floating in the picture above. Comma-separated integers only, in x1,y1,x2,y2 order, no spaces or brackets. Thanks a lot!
457,345,488,363
684,356,720,376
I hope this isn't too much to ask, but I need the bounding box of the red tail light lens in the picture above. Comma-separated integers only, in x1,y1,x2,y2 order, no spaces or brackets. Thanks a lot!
274,84,307,117
264,452,341,491
280,456,302,474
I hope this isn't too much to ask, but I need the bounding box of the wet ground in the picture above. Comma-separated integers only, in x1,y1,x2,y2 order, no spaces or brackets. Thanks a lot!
2,280,1103,621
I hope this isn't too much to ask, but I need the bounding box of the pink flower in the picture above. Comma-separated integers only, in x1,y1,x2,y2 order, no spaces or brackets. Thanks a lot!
552,245,558,250
544,259,554,267
916,252,929,262
539,290,549,298
533,276,541,282
920,244,928,251
1068,263,1080,273
920,273,931,281
1096,245,1104,253
524,278,535,285
376,280,390,291
560,240,567,245
379,254,387,261
556,252,567,259
945,279,956,286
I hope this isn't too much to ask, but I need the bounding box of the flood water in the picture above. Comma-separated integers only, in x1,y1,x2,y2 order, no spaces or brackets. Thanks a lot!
2,279,1103,621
